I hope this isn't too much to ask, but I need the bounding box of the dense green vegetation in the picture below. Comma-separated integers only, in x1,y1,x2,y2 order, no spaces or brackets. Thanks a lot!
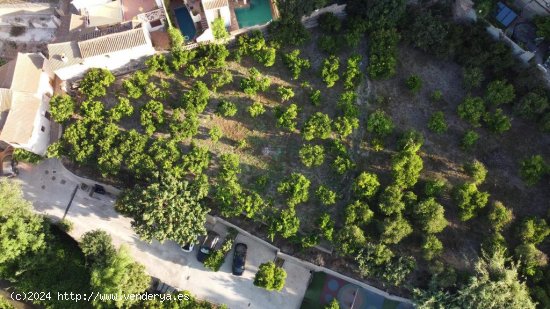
41,0,550,306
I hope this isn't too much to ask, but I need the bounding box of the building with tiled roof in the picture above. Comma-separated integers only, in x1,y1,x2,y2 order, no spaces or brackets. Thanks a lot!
47,27,155,81
0,53,54,156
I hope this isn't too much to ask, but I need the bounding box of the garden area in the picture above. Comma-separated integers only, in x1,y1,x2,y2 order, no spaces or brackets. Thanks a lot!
45,0,550,307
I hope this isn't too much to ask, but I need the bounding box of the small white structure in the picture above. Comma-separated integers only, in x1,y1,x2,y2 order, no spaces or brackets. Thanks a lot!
48,27,155,81
202,0,231,28
0,53,54,156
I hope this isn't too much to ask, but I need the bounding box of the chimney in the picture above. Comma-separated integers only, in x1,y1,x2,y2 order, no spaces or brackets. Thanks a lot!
60,53,67,63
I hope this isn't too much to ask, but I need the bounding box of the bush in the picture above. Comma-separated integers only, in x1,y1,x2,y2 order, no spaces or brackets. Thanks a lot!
485,80,515,106
209,126,222,142
484,108,511,133
318,12,341,33
182,81,210,114
253,262,287,291
515,92,548,119
381,215,413,244
277,86,295,102
277,173,310,207
321,55,340,87
168,27,185,50
458,97,486,127
462,67,485,90
428,111,448,133
519,217,550,245
378,185,405,216
217,100,238,117
344,54,363,90
315,185,337,206
461,130,479,150
145,54,171,75
333,116,359,138
520,155,548,186
488,201,513,231
406,75,423,94
241,68,271,96
318,35,340,54
212,17,229,40
454,182,489,221
299,144,325,168
353,172,380,199
56,218,74,232
204,236,235,272
344,200,374,226
431,90,443,102
310,89,321,106
79,68,115,99
424,178,446,197
13,148,43,164
515,243,548,277
392,149,423,189
414,198,448,234
464,159,487,184
317,213,334,240
140,100,164,135
275,104,299,131
49,95,75,123
368,28,400,79
302,112,332,141
248,101,266,117
210,68,233,92
236,30,277,67
367,109,394,137
282,49,311,80
423,235,444,261
109,96,134,122
335,225,366,256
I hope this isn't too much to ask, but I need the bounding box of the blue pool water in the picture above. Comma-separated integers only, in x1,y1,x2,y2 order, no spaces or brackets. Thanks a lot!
174,7,197,41
235,0,273,28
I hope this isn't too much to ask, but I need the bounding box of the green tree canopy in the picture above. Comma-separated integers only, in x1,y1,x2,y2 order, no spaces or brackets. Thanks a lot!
353,172,380,199
116,173,209,245
277,172,311,207
253,262,287,291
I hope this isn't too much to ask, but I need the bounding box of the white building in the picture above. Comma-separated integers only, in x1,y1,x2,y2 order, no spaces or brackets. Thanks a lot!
0,53,54,156
48,26,155,82
202,0,231,28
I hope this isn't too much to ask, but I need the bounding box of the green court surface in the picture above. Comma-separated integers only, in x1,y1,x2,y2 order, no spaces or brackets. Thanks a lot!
235,0,273,28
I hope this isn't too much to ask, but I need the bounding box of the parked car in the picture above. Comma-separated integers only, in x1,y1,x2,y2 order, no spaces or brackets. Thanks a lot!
149,277,177,294
197,231,220,262
232,243,247,276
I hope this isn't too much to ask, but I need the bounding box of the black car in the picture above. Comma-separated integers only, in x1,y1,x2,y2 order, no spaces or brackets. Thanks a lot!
232,243,247,276
197,231,220,263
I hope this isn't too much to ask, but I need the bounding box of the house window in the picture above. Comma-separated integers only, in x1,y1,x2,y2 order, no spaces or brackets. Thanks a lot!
45,111,51,120
40,126,46,132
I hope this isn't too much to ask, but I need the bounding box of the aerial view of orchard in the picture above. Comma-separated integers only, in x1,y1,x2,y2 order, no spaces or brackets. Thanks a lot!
45,0,550,307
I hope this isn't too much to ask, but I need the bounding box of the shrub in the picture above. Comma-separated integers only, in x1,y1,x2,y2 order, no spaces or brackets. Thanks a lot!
461,130,479,150
49,95,75,123
267,208,300,240
253,262,287,291
310,89,321,106
277,86,295,102
248,101,266,117
212,17,229,40
414,198,448,234
368,28,400,79
484,108,511,133
318,35,340,54
458,97,486,127
463,67,484,90
241,68,271,96
79,68,115,99
204,236,235,272
367,109,394,137
519,217,550,245
210,68,233,92
515,92,548,119
109,96,134,122
381,215,413,244
424,178,446,197
423,235,444,261
515,243,548,277
299,144,325,168
344,54,363,90
333,116,359,138
302,112,332,141
454,182,490,221
171,48,196,70
282,49,311,80
168,27,185,50
488,201,513,231
145,54,171,75
321,55,340,87
428,111,448,133
315,185,337,206
344,200,374,226
182,81,210,114
217,100,237,117
275,104,299,131
464,159,487,184
236,30,277,67
406,75,423,94
485,80,515,106
431,90,443,102
318,12,341,33
378,185,406,216
317,213,334,240
209,126,222,142
140,100,164,135
56,218,74,232
13,148,43,164
353,172,380,199
392,149,423,189
520,155,548,186
335,225,366,256
277,173,310,207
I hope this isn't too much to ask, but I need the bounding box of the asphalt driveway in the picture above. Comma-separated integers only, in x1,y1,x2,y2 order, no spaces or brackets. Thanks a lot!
15,159,310,309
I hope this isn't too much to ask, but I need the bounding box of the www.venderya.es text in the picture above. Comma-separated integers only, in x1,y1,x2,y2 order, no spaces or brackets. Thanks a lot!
10,291,190,303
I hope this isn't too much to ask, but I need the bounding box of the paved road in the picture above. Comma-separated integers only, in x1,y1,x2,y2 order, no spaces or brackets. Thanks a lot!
16,159,309,309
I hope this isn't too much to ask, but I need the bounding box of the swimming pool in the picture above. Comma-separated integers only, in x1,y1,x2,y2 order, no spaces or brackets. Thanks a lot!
174,7,197,41
235,0,273,28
